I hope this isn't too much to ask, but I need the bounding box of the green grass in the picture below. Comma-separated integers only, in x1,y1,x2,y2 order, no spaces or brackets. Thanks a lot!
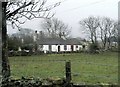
9,52,118,84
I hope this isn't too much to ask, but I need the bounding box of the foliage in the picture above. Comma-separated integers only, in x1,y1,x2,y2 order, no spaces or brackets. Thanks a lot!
8,35,22,51
21,44,34,51
8,28,35,51
89,43,99,53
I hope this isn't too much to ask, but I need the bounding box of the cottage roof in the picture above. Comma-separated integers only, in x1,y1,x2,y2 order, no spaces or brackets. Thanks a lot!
37,38,82,45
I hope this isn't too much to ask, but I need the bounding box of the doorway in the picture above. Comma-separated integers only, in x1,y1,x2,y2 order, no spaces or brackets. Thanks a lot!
58,45,60,52
71,45,74,52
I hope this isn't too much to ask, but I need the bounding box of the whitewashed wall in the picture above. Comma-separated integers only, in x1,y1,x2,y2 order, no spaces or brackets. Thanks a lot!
41,44,82,53
43,45,49,51
73,45,76,51
66,45,71,51
77,45,82,51
52,45,57,52
60,45,64,51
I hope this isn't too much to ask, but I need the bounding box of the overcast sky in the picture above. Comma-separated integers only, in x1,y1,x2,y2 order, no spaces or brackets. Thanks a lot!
7,0,119,38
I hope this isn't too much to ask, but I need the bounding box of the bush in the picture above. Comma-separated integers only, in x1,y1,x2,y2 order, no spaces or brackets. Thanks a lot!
8,50,34,57
8,51,21,57
89,43,100,54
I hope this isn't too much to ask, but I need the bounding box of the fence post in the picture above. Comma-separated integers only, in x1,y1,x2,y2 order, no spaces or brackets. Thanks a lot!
65,60,71,85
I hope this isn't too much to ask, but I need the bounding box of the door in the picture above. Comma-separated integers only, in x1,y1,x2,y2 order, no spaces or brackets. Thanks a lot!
49,45,52,52
58,45,60,52
71,45,73,51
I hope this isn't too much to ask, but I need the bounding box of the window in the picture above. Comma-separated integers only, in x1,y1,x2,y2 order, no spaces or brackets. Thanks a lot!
58,45,60,52
76,45,78,48
49,45,52,51
64,45,67,50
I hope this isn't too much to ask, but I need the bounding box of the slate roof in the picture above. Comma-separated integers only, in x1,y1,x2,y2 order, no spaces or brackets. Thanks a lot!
37,38,82,45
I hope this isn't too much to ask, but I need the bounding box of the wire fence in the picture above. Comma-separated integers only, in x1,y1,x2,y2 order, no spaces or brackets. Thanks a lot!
9,55,118,84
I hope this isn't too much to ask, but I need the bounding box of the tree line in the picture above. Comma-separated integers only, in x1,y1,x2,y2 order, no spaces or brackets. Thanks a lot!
79,16,118,51
8,16,118,53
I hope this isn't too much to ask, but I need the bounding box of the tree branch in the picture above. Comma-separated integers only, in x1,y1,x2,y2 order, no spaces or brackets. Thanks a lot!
6,2,32,19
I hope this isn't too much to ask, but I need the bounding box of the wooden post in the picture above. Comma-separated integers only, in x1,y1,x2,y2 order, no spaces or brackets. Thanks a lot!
65,61,71,84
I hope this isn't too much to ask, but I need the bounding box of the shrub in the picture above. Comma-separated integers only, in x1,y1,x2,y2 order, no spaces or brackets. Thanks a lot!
89,43,99,54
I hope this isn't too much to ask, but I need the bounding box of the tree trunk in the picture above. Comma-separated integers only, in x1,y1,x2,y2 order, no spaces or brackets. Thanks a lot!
2,2,10,82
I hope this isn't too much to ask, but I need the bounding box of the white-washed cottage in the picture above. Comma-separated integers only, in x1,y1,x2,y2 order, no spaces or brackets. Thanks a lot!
37,38,83,53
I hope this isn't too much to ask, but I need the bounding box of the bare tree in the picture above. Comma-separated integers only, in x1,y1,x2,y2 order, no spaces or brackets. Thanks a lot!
111,21,118,48
1,0,61,82
112,21,118,40
6,0,61,28
41,18,71,39
79,16,99,44
99,17,115,50
105,18,114,49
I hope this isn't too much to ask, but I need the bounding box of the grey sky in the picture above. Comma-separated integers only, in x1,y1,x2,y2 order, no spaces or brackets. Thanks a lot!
7,0,119,38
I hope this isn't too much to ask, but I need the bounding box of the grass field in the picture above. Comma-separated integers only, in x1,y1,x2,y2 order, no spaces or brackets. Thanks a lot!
9,52,118,85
